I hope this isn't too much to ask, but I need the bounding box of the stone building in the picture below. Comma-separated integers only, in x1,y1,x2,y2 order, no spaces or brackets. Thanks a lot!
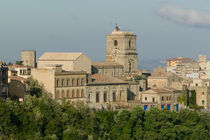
206,61,210,79
189,79,210,109
31,65,87,102
167,57,200,79
8,76,29,101
189,86,210,109
0,62,8,99
148,66,184,90
198,55,207,79
38,52,91,74
21,50,36,68
86,74,129,109
106,25,138,74
140,87,182,111
8,64,31,79
92,62,123,77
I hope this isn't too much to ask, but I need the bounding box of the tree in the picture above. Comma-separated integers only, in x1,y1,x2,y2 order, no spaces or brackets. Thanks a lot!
15,61,23,65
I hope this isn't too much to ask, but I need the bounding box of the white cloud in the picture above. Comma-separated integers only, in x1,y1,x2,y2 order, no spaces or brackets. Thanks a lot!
157,3,210,27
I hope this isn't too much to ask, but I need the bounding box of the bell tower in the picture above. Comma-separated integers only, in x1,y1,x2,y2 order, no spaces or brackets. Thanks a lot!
106,25,138,73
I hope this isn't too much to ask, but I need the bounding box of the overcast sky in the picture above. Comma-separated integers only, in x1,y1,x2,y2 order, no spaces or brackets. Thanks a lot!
1,0,210,67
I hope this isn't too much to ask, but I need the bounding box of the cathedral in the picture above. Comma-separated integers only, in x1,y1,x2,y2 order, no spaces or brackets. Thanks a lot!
92,25,139,77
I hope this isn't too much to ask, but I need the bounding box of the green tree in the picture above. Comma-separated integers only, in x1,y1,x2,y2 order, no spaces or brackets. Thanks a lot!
16,61,23,65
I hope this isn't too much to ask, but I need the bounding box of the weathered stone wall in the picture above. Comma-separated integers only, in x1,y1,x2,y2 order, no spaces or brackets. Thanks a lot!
21,50,36,68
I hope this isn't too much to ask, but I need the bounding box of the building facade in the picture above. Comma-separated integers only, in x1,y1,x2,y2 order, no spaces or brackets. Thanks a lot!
198,55,207,79
140,87,182,111
38,52,91,74
0,62,8,99
106,26,138,74
86,74,128,109
31,65,87,102
21,50,36,68
167,57,200,79
92,62,123,77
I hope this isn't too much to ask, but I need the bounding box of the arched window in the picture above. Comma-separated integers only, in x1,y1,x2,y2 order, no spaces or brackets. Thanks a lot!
113,92,116,102
129,40,131,48
66,90,70,98
77,79,80,86
81,89,84,97
56,90,60,100
72,79,75,86
56,79,59,87
81,78,85,86
114,40,118,46
61,90,65,98
67,79,69,86
72,90,75,98
62,79,65,87
77,89,80,98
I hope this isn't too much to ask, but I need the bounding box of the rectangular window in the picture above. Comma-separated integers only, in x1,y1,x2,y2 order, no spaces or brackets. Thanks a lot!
113,92,116,102
152,97,155,102
96,92,100,103
162,97,164,101
104,92,107,102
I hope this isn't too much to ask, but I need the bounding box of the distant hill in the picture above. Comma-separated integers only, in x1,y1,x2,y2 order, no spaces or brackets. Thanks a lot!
139,59,166,72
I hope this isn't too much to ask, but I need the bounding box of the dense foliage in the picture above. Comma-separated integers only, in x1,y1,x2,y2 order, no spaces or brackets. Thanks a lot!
0,94,209,140
0,78,209,139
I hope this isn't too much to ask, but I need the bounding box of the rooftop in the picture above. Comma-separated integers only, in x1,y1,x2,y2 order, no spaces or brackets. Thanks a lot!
38,52,83,61
167,57,192,62
88,74,127,85
111,25,133,35
142,87,181,94
92,62,123,67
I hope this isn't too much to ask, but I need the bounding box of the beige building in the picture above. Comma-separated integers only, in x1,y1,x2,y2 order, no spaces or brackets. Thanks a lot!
148,66,184,90
0,62,8,99
38,52,91,74
106,25,138,74
189,79,210,109
92,62,123,77
21,50,36,68
140,87,182,111
167,57,200,79
86,74,129,109
206,61,210,79
167,57,192,67
8,64,31,79
198,55,207,79
31,65,87,102
189,86,210,109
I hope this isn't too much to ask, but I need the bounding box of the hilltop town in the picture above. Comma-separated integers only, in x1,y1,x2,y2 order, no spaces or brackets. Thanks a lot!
1,25,210,112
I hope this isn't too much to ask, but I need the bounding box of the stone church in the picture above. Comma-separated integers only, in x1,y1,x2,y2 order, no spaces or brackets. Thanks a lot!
92,25,138,77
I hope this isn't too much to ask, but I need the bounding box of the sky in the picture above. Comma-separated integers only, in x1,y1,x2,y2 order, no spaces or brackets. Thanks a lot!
1,0,210,69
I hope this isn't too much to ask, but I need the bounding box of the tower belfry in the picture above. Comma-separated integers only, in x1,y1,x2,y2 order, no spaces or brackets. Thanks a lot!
106,26,138,73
